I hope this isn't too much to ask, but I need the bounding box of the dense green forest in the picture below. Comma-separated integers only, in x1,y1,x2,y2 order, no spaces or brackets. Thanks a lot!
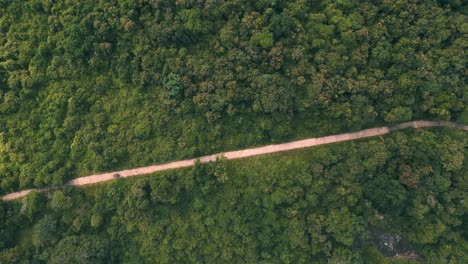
0,0,467,263
1,128,466,263
0,0,467,193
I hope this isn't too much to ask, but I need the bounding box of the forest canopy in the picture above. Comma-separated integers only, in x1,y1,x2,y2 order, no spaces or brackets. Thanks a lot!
0,0,466,194
0,0,467,263
0,128,466,263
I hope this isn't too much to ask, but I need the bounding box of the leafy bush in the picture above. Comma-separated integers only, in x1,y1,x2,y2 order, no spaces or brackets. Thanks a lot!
163,73,183,97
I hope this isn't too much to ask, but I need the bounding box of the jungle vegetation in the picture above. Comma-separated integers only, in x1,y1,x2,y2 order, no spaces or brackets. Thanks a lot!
0,0,467,263
0,0,466,193
0,128,467,263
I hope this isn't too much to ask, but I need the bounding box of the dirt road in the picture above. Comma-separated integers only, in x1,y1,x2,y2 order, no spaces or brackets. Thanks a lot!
2,120,467,201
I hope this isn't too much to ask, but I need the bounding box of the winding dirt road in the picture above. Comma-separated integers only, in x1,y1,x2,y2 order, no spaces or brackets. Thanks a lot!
2,120,467,201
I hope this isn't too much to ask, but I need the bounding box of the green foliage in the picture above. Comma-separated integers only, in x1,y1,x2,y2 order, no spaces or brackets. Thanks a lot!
365,178,407,214
0,0,466,195
252,73,292,113
384,107,413,123
163,73,183,97
22,191,46,222
0,0,467,262
51,191,72,211
32,214,56,248
1,129,466,262
269,13,296,38
251,31,274,49
362,245,389,264
48,235,111,264
177,9,208,34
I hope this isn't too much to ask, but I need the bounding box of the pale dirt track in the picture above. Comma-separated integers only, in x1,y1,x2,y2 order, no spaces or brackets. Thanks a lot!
2,120,467,201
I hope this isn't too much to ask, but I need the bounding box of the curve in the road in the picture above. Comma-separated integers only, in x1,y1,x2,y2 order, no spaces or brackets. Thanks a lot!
2,120,467,201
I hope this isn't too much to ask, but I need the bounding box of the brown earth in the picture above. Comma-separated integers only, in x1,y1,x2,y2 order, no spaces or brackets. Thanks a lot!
2,120,467,201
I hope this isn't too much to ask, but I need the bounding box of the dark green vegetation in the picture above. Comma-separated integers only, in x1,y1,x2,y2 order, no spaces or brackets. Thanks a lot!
1,128,466,263
1,0,467,194
1,0,467,263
